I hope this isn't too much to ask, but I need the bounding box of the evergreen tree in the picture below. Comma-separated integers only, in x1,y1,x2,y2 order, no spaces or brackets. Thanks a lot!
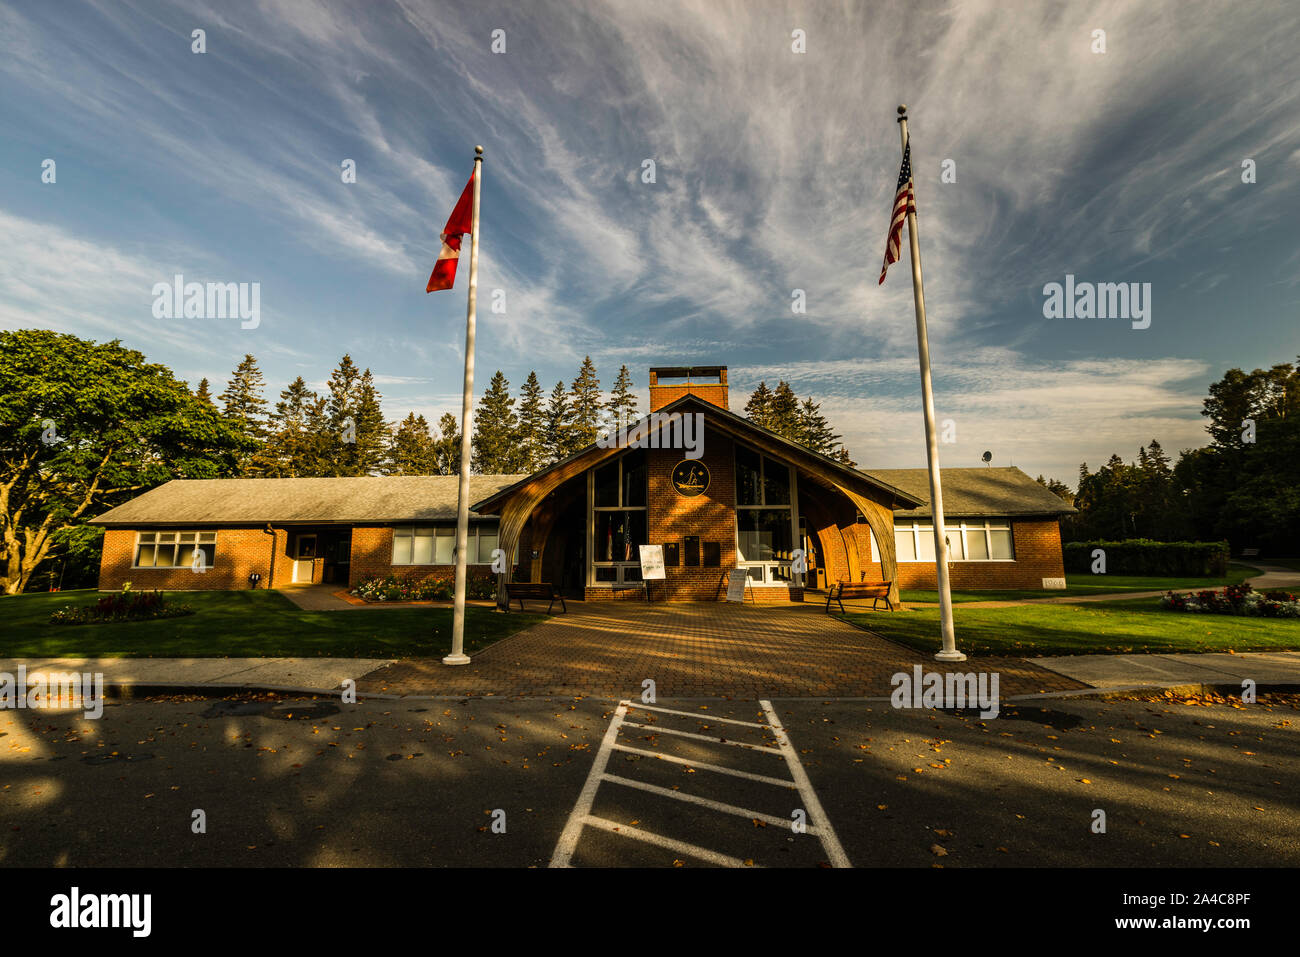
218,354,268,473
1035,474,1075,502
744,381,774,430
195,378,214,406
264,376,328,477
350,368,390,475
323,354,363,475
320,355,388,475
568,356,603,451
607,364,639,433
544,379,570,463
433,412,462,474
796,396,841,456
471,371,519,473
516,371,547,473
389,413,438,474
768,381,801,441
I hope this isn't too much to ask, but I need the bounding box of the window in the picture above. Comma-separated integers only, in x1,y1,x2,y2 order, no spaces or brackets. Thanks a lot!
392,525,508,565
134,531,216,568
877,519,1016,562
591,449,648,585
734,445,797,584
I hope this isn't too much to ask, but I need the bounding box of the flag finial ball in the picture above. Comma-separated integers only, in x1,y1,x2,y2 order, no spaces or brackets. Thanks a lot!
475,145,483,155
897,104,907,115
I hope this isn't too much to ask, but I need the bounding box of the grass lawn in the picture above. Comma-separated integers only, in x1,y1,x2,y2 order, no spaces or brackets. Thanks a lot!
899,564,1261,604
846,595,1300,657
1254,557,1300,572
0,589,546,659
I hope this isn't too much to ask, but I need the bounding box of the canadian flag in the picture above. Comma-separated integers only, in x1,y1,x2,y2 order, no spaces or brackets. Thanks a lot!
426,171,475,292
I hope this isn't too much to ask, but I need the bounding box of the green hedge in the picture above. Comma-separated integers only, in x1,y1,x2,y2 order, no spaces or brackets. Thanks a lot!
1063,539,1230,577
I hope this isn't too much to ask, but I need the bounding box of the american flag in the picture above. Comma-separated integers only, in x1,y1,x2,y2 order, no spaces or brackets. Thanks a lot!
879,141,916,285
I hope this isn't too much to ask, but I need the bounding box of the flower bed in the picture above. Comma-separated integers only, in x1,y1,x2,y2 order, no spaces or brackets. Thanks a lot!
349,575,497,603
50,589,194,626
1160,582,1300,618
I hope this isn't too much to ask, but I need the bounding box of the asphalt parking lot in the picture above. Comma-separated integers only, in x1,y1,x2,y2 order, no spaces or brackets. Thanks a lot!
2,692,1296,867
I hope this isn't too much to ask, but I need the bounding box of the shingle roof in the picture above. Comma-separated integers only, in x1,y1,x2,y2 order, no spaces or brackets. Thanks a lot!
89,475,530,526
862,467,1076,519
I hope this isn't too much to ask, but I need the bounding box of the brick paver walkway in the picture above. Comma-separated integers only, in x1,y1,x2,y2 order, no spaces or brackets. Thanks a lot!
355,602,1085,698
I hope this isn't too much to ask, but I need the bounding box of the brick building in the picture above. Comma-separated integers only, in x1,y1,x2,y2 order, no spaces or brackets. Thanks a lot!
92,364,1073,604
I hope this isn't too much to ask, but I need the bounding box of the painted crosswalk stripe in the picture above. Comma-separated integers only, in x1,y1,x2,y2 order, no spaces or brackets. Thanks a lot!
760,699,851,868
550,699,848,868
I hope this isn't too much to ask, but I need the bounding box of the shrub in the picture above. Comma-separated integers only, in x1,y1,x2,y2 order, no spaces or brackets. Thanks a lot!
50,589,193,626
350,575,499,603
1064,539,1230,577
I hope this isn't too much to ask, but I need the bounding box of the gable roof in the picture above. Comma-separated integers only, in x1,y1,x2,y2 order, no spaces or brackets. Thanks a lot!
472,393,926,512
89,475,529,526
862,467,1076,519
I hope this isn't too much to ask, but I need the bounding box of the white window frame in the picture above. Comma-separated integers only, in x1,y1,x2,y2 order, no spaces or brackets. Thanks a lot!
133,530,217,569
873,519,1016,563
391,524,509,566
734,444,800,585
589,452,648,587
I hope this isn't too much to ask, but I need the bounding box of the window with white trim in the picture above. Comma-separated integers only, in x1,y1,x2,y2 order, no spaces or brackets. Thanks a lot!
873,519,1015,562
134,531,216,568
391,525,509,565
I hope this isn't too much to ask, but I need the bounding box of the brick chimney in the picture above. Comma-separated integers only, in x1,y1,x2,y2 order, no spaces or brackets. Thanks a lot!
648,365,728,412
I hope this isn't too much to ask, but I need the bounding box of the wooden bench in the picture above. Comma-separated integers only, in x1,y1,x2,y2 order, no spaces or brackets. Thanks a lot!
825,580,894,613
504,582,567,614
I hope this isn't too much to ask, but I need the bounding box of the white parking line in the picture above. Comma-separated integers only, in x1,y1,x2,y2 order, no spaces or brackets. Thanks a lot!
549,699,850,868
760,699,851,868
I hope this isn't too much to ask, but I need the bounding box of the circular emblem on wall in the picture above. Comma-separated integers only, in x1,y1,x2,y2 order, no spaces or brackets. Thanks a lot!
671,459,710,497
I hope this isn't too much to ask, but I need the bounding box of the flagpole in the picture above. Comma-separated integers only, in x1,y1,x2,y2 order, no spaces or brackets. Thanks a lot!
444,145,483,667
895,106,964,662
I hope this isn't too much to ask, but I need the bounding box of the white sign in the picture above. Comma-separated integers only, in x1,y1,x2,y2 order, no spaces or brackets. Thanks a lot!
725,568,749,602
639,544,666,580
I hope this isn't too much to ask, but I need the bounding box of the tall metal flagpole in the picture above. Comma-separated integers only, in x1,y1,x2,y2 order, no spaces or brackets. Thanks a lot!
444,145,483,667
896,106,964,662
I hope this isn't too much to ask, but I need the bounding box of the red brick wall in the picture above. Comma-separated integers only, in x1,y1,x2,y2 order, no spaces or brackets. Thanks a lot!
648,383,729,412
856,518,1066,590
98,526,285,591
346,525,515,589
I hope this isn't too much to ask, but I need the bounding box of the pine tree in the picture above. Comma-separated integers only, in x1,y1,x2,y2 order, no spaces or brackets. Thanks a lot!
350,368,390,475
323,354,364,475
516,371,547,473
195,378,214,406
471,371,519,473
390,413,438,474
744,382,774,430
768,381,801,441
322,355,388,476
607,364,639,433
796,396,841,456
218,354,268,473
433,412,462,474
265,376,328,477
544,380,570,463
568,356,603,451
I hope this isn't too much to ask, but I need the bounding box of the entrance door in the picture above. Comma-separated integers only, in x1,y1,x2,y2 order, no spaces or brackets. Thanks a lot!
293,534,317,583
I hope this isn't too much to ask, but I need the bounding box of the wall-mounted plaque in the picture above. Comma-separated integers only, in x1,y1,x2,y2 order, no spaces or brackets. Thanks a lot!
670,460,710,497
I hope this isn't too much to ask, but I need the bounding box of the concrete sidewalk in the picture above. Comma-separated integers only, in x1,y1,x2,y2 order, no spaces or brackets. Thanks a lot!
0,657,394,695
1034,650,1300,690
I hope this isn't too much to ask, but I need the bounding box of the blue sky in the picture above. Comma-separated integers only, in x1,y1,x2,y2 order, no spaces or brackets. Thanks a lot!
2,0,1297,482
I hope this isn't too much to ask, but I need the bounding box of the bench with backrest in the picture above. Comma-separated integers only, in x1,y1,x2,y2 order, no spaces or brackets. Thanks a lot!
825,579,894,613
504,581,567,614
